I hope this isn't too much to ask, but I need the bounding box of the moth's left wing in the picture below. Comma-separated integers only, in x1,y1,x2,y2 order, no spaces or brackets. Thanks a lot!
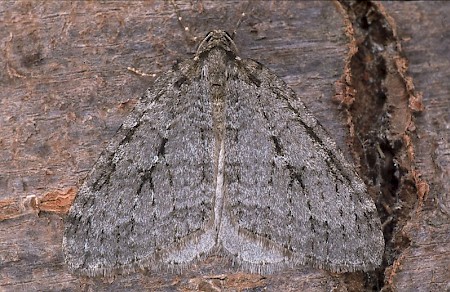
63,65,219,276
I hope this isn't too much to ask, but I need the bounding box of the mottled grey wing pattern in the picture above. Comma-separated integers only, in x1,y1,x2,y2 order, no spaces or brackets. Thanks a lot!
63,69,218,276
64,30,384,277
220,59,384,273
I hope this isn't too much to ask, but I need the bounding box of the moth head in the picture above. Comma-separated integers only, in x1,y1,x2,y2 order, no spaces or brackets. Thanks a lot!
195,30,239,56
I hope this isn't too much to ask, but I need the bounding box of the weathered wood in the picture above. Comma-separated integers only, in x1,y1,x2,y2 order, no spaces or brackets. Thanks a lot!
0,1,447,291
380,2,450,292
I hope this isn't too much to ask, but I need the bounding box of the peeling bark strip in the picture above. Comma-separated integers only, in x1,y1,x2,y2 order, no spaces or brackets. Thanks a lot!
0,188,75,221
336,0,427,291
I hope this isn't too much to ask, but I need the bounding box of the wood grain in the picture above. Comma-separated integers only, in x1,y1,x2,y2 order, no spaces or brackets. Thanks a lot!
0,1,447,291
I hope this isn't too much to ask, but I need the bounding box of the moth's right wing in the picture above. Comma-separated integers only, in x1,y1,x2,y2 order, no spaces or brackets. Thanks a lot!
63,63,218,277
220,59,384,273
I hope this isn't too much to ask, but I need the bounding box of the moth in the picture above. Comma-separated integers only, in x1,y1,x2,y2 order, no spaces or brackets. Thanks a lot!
63,29,384,277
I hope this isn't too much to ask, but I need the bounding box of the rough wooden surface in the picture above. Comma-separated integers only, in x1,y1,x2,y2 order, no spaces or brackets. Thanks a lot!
380,2,450,291
0,1,448,291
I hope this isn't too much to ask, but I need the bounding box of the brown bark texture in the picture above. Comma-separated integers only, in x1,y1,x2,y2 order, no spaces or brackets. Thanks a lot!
0,1,448,291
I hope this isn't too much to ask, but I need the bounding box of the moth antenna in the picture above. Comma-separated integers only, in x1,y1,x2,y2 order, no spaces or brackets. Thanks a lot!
231,1,252,39
170,0,199,44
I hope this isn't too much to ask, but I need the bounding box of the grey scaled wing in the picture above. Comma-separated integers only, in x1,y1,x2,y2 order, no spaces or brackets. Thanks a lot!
63,66,219,276
219,57,384,273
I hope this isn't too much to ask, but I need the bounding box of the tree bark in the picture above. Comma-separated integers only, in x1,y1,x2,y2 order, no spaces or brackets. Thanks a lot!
0,1,448,291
